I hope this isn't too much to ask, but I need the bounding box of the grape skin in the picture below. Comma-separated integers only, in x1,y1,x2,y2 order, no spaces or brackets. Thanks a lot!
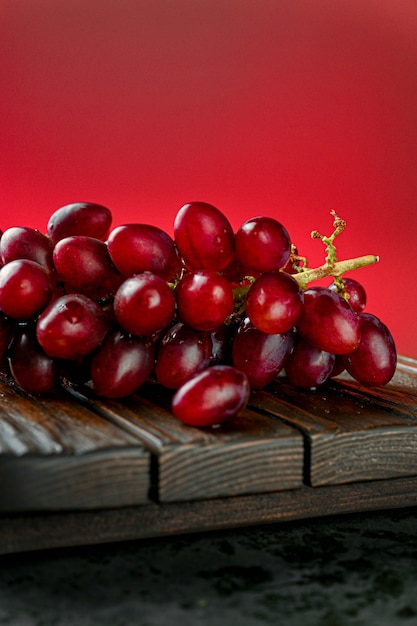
36,293,109,360
47,202,112,244
285,336,336,389
329,278,367,314
296,286,361,355
175,270,234,331
245,271,303,335
107,224,179,280
113,272,176,337
53,235,122,298
343,313,397,386
154,322,213,389
0,226,55,273
90,330,155,398
173,202,235,271
232,318,294,389
171,365,250,427
235,216,291,273
0,259,52,320
9,328,58,394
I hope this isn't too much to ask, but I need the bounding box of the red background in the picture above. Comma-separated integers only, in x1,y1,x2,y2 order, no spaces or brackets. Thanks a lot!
2,0,417,358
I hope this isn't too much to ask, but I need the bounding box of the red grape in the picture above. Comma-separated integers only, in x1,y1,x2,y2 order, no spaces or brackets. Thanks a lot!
107,223,179,280
113,272,176,337
154,322,213,389
329,278,367,313
343,313,397,386
235,216,291,273
53,235,122,298
8,327,58,394
0,226,55,273
175,270,234,331
232,317,294,388
47,202,112,244
245,270,303,334
173,201,235,271
284,336,336,389
296,286,361,354
0,259,52,320
90,330,155,398
36,293,109,360
172,365,250,427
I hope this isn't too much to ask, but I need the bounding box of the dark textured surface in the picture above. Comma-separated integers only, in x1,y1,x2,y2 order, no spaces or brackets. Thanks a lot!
1,507,417,625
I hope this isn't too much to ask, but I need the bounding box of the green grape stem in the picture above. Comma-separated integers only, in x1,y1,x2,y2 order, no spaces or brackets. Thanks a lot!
292,211,378,291
292,254,379,291
231,253,379,317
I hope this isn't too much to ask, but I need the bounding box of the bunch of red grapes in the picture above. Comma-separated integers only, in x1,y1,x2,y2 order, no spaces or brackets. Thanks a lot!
0,201,397,427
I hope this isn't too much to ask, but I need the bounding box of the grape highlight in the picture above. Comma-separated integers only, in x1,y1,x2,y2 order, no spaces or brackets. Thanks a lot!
0,201,397,427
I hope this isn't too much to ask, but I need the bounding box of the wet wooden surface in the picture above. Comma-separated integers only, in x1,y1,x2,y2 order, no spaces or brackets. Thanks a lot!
250,356,417,486
0,355,416,554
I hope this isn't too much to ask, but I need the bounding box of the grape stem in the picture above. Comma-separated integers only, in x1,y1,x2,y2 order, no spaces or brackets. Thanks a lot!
230,211,380,320
231,253,379,317
293,210,379,291
291,254,379,291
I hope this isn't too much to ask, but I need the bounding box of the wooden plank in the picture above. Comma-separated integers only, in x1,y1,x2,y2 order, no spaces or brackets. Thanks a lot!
69,383,304,502
2,475,417,555
0,449,150,512
0,379,151,511
333,355,417,411
0,358,416,554
248,358,417,487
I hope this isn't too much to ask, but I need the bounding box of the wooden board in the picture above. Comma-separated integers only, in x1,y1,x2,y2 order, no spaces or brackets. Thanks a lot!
249,357,417,486
79,385,304,502
2,476,417,556
0,355,416,555
0,381,151,511
0,376,304,510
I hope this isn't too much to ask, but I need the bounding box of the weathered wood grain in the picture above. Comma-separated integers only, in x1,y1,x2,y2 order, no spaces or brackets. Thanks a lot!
333,356,417,411
0,380,151,511
0,449,150,512
2,475,417,556
72,383,304,502
248,358,417,487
